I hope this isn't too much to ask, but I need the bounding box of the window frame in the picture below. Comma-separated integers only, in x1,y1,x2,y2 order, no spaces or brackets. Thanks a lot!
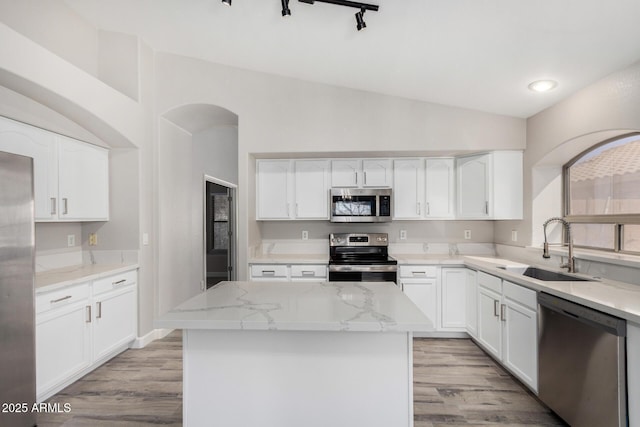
563,132,640,254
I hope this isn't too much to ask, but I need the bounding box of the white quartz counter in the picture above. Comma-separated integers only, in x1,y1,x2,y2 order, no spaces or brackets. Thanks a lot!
156,281,433,332
35,263,139,293
464,256,640,324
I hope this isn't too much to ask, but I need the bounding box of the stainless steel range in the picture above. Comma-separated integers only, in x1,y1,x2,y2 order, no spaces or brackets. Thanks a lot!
328,233,397,283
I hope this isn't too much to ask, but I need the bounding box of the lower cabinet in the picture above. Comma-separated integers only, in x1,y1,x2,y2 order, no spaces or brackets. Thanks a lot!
465,269,478,338
402,278,437,327
35,269,138,401
476,271,538,392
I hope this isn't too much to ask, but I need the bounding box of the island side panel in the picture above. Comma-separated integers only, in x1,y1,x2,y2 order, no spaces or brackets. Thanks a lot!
183,329,414,427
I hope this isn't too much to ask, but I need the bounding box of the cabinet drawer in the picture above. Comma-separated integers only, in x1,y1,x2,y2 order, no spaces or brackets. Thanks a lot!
93,270,137,296
290,265,327,279
250,264,288,278
503,280,537,310
399,265,437,278
477,271,502,293
36,282,90,314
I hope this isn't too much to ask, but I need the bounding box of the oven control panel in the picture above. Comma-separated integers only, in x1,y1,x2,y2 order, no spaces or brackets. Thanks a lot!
330,233,388,247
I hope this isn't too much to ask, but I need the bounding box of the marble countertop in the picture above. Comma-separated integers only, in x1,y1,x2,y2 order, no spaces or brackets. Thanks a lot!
36,263,139,293
155,281,434,332
464,256,640,324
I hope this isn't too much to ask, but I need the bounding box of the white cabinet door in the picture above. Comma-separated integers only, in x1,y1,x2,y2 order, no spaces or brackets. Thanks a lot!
331,159,359,187
440,268,466,330
294,160,330,219
477,285,502,359
393,159,424,219
36,302,92,401
425,158,455,218
0,117,58,220
465,269,478,338
503,296,538,392
256,160,292,219
58,136,109,221
362,159,392,187
492,151,523,220
457,154,491,218
93,284,137,363
402,279,437,325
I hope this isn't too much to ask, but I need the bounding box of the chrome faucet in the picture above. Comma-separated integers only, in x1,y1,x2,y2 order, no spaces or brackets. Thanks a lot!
542,217,575,273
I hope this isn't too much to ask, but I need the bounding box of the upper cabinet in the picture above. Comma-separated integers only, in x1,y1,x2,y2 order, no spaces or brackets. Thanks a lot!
456,151,522,220
393,158,455,220
256,159,329,220
257,151,522,221
331,159,392,188
0,117,109,222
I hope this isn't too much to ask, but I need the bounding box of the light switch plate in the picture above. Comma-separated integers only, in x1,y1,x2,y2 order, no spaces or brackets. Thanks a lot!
302,230,309,240
67,234,75,247
511,230,518,242
400,230,407,240
464,230,471,240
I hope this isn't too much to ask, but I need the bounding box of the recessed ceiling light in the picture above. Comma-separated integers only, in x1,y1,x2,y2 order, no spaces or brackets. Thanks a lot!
528,80,558,93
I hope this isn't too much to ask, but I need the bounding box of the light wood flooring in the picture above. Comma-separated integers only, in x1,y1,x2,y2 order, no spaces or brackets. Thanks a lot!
38,333,565,426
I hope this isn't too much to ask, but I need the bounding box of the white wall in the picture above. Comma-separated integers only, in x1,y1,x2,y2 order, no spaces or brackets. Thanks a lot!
154,53,527,279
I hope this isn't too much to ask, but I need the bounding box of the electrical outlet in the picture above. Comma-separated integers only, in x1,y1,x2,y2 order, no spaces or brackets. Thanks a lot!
464,230,471,240
511,230,518,242
67,234,75,247
302,230,309,240
142,233,149,245
400,230,407,240
89,233,98,246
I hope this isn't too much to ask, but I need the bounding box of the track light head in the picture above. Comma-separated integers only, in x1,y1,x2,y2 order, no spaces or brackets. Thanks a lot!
221,0,231,5
355,8,366,31
281,0,291,16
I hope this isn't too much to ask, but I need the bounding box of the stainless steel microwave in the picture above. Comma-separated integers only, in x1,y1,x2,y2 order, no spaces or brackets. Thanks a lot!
330,188,392,222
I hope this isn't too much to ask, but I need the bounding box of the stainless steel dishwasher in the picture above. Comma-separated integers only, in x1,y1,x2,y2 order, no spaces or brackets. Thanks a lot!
538,292,627,427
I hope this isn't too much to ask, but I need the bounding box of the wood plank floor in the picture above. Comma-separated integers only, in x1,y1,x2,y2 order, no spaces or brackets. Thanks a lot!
38,332,565,426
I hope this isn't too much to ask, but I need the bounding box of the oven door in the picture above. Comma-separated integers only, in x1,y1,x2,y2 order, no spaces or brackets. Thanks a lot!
328,265,397,284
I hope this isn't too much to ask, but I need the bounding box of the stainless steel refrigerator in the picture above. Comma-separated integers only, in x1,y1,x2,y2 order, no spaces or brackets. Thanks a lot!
0,150,37,427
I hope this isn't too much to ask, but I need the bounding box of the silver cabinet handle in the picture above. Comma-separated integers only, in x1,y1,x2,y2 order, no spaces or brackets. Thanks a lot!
494,300,500,317
50,198,57,215
96,301,102,319
296,203,299,217
354,171,358,185
485,201,489,215
417,202,421,215
363,171,367,185
50,295,71,304
86,305,92,323
262,270,275,276
62,198,69,215
426,202,430,215
500,304,506,322
301,271,315,276
412,271,427,276
113,279,127,286
287,203,290,217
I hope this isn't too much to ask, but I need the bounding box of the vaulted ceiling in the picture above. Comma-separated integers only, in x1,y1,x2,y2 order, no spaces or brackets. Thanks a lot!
65,0,640,118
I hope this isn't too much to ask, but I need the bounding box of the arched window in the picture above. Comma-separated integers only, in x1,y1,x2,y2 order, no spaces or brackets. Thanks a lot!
564,133,640,253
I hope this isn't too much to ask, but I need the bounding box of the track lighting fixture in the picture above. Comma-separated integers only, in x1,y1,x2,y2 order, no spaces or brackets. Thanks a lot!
355,7,366,30
222,0,379,30
281,0,291,16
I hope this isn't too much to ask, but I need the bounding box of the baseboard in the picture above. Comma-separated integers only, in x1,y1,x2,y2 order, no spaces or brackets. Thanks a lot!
413,331,470,339
130,328,175,349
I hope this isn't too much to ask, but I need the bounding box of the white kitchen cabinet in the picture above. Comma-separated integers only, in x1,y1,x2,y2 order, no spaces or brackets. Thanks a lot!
290,264,327,282
331,159,391,188
425,158,455,218
456,151,522,219
257,159,329,220
0,117,109,222
362,159,392,187
465,268,478,338
457,153,491,218
250,263,328,282
256,159,292,219
402,280,437,327
57,136,109,221
475,271,538,392
294,160,330,219
35,268,138,402
250,264,290,281
393,158,424,219
92,270,137,364
35,282,92,402
440,268,466,330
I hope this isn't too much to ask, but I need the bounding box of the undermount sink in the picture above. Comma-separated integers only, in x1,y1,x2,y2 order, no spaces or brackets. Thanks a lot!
498,266,593,282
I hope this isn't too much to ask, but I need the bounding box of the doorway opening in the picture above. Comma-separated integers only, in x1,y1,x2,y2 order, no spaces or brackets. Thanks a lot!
204,177,236,289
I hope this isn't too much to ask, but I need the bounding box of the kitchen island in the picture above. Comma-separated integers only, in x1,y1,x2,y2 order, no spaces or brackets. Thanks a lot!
155,281,432,427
